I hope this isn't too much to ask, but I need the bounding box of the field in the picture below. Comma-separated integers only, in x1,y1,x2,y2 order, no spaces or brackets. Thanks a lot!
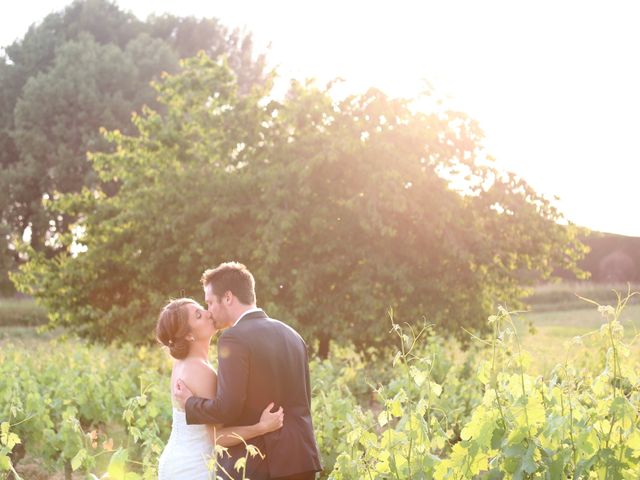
1,283,639,479
518,283,640,373
0,298,47,328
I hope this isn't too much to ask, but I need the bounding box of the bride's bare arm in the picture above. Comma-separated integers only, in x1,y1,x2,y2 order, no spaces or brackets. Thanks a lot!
175,360,283,447
206,403,284,447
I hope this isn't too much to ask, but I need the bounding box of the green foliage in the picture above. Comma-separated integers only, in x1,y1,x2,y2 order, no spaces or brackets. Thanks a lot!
0,0,267,290
0,420,23,479
12,52,266,342
434,292,640,479
121,367,172,479
12,50,586,350
2,296,640,478
0,339,169,478
249,81,587,352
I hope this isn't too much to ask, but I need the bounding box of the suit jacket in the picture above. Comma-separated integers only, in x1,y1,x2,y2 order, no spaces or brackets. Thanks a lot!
185,309,322,479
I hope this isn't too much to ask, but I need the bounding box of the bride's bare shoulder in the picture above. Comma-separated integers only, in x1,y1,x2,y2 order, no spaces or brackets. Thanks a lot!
174,358,216,377
171,358,217,397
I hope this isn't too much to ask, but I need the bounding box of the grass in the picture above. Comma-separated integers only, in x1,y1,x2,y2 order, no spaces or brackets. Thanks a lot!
513,303,640,374
0,297,48,326
524,281,640,312
512,282,640,372
522,303,640,330
0,325,63,346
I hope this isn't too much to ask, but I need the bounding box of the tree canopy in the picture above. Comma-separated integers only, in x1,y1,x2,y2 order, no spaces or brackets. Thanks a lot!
12,53,587,355
0,0,266,293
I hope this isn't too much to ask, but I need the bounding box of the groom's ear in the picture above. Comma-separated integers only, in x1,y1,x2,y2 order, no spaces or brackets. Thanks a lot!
223,290,233,304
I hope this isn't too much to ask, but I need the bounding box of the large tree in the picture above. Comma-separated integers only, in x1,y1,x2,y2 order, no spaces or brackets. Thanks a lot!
13,54,587,355
248,82,588,355
0,0,266,293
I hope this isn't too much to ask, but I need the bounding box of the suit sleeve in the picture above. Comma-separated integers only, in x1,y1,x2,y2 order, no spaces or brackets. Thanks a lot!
185,331,249,425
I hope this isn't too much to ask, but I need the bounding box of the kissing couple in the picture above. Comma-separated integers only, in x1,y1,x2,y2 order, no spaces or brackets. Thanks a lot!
155,262,322,480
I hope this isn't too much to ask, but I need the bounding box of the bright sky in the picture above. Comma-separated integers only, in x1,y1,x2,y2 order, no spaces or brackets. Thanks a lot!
3,1,639,236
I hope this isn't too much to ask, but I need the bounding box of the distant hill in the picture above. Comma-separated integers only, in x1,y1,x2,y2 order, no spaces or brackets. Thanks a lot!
557,231,640,282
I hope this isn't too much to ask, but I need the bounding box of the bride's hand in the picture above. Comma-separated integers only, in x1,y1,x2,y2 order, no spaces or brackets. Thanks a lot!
259,402,284,433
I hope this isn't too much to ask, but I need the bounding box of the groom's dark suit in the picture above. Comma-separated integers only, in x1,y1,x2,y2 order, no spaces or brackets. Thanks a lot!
185,309,322,480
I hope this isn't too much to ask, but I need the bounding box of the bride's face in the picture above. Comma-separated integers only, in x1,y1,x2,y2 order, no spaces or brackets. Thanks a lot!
186,303,216,340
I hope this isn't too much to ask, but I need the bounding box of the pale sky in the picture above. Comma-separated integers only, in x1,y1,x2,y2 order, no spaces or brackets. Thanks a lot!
2,1,639,237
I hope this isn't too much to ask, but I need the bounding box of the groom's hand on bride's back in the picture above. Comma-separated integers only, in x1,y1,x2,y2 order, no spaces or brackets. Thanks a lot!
174,379,193,409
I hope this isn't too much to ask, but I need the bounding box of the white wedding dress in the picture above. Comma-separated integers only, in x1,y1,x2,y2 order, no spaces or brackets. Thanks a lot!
158,408,213,479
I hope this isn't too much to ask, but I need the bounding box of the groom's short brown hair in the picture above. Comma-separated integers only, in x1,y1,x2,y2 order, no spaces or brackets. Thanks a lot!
201,261,256,305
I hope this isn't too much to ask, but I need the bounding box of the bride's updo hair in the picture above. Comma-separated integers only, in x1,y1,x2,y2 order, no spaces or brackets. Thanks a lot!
156,298,199,359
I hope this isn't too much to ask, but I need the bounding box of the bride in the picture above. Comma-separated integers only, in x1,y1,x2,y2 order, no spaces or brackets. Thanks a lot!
155,298,284,480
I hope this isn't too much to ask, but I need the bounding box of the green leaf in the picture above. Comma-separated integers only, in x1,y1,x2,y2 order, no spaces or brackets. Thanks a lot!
378,410,388,427
477,360,492,384
429,381,443,397
71,448,87,471
392,351,402,366
107,448,128,480
359,430,377,448
526,394,546,427
0,423,8,446
346,427,361,445
245,444,263,458
6,433,20,450
549,453,568,479
374,459,390,474
213,444,228,457
234,457,246,472
628,430,640,455
522,441,538,474
128,426,141,442
388,398,404,418
491,425,506,449
410,366,427,386
504,442,526,459
507,426,528,445
0,454,11,471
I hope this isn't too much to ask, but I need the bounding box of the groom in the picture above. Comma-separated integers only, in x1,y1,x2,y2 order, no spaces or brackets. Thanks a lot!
174,261,322,480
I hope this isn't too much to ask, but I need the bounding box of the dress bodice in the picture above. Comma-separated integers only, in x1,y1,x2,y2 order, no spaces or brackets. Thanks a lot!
158,409,213,479
168,408,209,444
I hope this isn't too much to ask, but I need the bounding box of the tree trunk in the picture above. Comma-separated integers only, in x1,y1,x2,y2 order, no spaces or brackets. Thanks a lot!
318,332,331,360
7,441,25,480
64,459,72,480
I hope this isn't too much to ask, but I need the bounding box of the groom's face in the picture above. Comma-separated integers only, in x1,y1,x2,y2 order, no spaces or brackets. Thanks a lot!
204,283,232,329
